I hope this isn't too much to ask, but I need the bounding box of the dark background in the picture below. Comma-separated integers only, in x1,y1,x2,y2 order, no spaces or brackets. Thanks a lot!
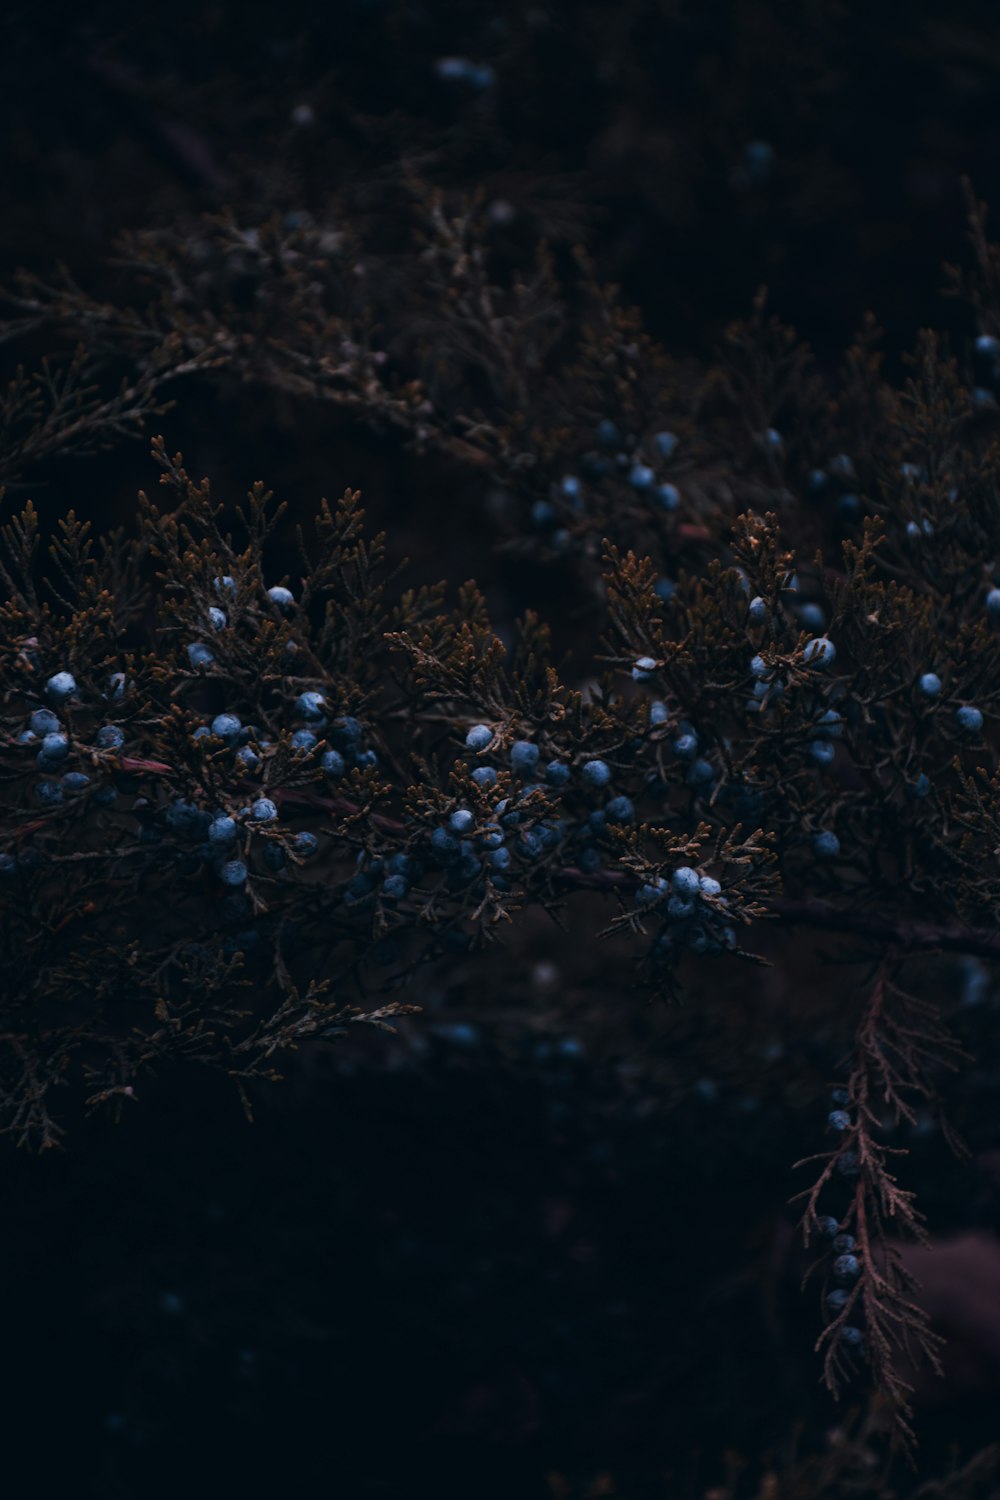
4,3,1000,1495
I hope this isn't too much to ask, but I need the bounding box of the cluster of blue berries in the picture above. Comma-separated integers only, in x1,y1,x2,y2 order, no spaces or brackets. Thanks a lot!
814,1089,866,1353
534,421,684,542
641,865,737,958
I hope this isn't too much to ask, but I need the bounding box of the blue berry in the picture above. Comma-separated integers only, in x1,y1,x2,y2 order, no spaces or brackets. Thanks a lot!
764,427,783,450
654,577,675,603
813,709,843,739
596,419,622,448
545,760,570,788
667,895,695,920
46,671,77,703
825,1289,849,1314
833,1254,860,1281
517,830,543,860
294,831,318,857
803,636,836,669
832,1233,856,1254
816,1215,841,1238
810,740,835,767
698,875,722,899
628,464,655,491
750,654,771,681
321,750,346,778
449,808,475,835
465,724,493,752
632,656,657,682
94,785,117,806
672,867,701,898
430,827,459,861
211,713,242,743
911,772,930,798
95,725,125,751
355,748,379,771
208,816,238,846
987,587,1000,620
813,830,840,859
510,740,540,775
828,1109,851,1132
262,844,287,872
291,729,318,752
220,860,248,886
250,798,278,823
673,733,698,759
798,602,826,632
839,1326,865,1349
296,691,327,721
918,672,942,698
213,575,237,596
62,772,90,791
836,493,862,520
687,758,715,786
560,475,581,501
748,595,767,622
956,704,983,732
975,334,1000,362
531,500,556,528
267,585,295,608
653,431,678,459
637,878,668,905
806,469,828,496
835,1150,860,1177
187,642,215,668
0,853,16,878
577,846,600,873
605,795,634,822
36,780,64,805
587,809,607,834
40,732,69,763
236,746,261,772
382,873,409,900
29,708,61,736
488,846,512,871
649,700,669,726
582,759,611,787
208,607,227,630
471,765,497,789
829,453,856,481
654,483,680,511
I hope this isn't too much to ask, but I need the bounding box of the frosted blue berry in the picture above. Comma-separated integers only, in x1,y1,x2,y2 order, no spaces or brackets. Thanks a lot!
835,1150,860,1177
465,724,493,752
816,1216,841,1238
605,795,633,822
748,595,767,622
687,758,715,786
62,771,90,791
649,700,669,726
267,585,295,609
698,875,722,899
187,642,215,668
208,816,238,846
753,677,784,702
220,860,248,886
833,1254,860,1281
40,732,70,763
45,671,77,703
560,475,582,501
262,844,287,872
36,780,64,805
577,846,600,873
355,748,379,771
211,713,242,743
213,574,237,596
0,853,16,878
813,709,843,739
596,419,622,448
632,656,657,681
637,877,668,905
16,731,36,747
798,602,826,631
672,867,701,897
837,493,862,519
531,499,556,528
905,520,921,540
582,759,611,787
471,765,497,788
236,746,261,771
810,740,835,767
764,427,783,449
987,587,1000,620
829,453,856,481
250,798,278,822
628,464,655,492
803,636,836,669
449,808,475,835
382,873,409,899
653,431,678,459
294,831,318,857
654,483,680,511
839,1326,865,1350
430,827,460,860
296,691,327,721
673,733,698,759
806,469,828,496
320,750,345,778
813,830,840,859
510,740,540,775
291,729,318,752
488,846,512,871
208,607,227,630
654,577,675,603
956,704,983,732
750,654,771,681
828,1109,851,1132
95,725,125,751
667,895,695,920
911,772,930,798
918,672,942,698
30,708,61,736
545,760,570,788
832,1233,856,1254
825,1289,849,1314
975,334,1000,362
